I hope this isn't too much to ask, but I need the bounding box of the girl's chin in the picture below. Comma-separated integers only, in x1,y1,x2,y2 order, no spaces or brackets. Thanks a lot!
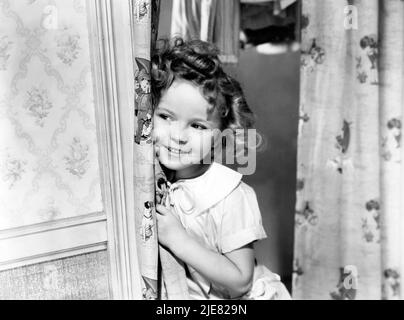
157,148,213,171
161,164,191,172
158,155,198,171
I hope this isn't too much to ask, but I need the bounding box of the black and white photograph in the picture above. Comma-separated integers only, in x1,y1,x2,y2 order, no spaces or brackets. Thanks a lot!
0,0,403,303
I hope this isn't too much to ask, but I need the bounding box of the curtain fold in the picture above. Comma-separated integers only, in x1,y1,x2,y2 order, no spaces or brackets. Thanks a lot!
293,0,404,300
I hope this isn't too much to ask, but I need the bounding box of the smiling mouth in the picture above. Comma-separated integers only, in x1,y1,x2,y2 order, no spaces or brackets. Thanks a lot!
166,146,190,155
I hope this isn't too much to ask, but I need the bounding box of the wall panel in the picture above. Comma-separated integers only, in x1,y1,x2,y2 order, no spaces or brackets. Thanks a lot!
0,251,110,299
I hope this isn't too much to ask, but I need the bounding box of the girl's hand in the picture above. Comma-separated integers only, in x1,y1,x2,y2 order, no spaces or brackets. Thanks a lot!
156,204,187,249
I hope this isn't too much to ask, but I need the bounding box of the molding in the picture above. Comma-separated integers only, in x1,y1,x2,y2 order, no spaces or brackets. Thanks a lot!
0,243,108,273
86,0,142,300
0,211,105,240
0,213,107,272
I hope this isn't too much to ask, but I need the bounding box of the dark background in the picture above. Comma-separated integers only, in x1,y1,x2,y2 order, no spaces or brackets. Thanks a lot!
157,0,300,291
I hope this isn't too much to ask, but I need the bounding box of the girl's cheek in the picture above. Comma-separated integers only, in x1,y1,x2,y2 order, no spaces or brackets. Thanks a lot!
152,127,163,144
189,131,209,146
152,120,168,141
198,132,217,154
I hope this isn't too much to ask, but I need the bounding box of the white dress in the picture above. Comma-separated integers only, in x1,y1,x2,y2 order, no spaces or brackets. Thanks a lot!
165,162,291,300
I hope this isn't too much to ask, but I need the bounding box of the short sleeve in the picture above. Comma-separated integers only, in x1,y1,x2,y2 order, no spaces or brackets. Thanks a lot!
219,182,267,254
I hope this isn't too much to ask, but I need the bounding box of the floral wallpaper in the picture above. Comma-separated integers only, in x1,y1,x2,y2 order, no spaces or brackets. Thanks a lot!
0,0,103,230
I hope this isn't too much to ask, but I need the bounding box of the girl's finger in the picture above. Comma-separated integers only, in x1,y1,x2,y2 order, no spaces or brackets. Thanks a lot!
156,204,170,215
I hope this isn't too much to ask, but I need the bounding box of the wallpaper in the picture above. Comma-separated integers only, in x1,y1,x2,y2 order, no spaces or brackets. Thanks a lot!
0,250,110,299
0,0,103,230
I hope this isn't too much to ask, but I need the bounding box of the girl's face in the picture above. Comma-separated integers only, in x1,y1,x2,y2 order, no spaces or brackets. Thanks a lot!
153,80,222,177
391,127,400,138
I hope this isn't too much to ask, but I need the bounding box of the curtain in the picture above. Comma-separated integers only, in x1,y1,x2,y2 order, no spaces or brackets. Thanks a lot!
133,0,190,300
171,0,240,63
132,0,160,300
293,0,404,299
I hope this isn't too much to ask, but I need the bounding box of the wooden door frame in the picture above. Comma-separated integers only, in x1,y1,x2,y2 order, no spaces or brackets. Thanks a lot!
87,0,142,300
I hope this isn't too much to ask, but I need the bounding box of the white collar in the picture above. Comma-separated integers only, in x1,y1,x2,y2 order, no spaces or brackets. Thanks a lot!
167,162,242,216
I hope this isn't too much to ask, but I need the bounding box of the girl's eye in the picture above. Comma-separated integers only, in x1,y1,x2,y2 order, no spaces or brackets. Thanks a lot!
158,113,171,121
191,123,207,130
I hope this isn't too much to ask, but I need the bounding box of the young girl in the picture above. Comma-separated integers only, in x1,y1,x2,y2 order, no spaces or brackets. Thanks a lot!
151,37,290,300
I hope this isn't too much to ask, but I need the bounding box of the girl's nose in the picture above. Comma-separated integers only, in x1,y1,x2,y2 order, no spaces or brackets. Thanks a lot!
170,125,188,145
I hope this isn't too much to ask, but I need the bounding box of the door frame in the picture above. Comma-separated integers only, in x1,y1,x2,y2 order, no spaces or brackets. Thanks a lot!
87,0,142,299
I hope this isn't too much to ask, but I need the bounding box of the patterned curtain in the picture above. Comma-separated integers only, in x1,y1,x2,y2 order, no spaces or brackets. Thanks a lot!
132,0,190,300
293,0,404,299
131,0,160,300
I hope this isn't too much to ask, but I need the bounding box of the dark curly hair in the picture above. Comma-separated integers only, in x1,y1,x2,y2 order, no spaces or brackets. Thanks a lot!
151,37,255,131
387,118,401,130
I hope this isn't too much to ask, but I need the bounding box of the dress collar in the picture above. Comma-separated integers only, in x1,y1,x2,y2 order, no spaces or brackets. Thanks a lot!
167,162,242,216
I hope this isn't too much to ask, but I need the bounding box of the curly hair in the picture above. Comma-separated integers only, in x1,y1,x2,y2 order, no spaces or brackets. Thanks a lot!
387,118,401,130
151,37,255,131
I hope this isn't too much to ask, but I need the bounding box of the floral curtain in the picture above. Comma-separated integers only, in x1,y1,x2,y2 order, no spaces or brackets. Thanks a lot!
132,0,160,300
293,0,404,299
